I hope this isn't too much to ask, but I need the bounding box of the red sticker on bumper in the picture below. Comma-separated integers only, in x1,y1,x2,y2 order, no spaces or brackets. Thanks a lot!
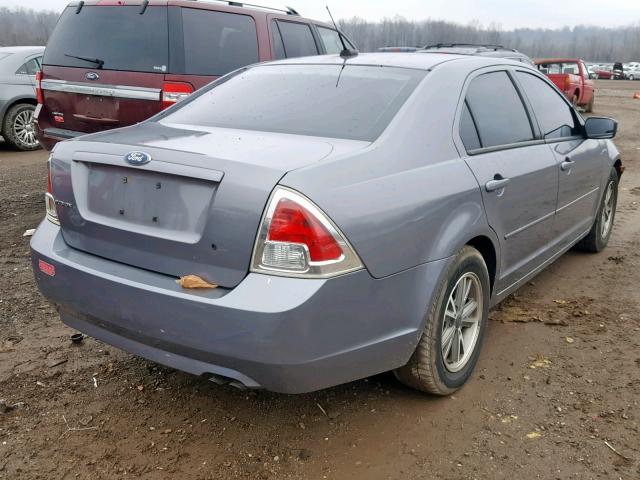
38,259,56,277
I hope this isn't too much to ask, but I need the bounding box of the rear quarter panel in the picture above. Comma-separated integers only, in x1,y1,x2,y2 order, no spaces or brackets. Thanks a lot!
282,59,499,279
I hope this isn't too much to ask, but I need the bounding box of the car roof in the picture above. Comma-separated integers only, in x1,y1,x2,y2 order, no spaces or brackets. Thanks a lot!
65,0,335,27
0,46,45,55
265,51,531,71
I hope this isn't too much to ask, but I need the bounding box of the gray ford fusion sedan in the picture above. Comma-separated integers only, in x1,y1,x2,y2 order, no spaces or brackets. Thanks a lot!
31,52,621,395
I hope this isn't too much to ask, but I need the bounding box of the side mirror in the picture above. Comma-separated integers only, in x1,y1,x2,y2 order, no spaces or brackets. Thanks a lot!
584,117,617,139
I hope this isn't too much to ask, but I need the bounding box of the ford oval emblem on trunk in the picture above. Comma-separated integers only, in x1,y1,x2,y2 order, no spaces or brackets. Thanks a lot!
124,151,151,166
85,71,99,81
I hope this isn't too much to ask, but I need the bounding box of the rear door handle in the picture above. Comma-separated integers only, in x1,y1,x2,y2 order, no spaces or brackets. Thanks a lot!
485,177,510,192
561,158,575,171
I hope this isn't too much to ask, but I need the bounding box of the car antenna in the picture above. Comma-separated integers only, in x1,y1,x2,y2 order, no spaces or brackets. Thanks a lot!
139,0,149,14
326,5,357,58
75,1,84,14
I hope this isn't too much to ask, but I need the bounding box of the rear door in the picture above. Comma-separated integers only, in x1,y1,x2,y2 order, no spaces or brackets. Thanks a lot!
40,4,169,135
514,70,604,245
457,69,559,293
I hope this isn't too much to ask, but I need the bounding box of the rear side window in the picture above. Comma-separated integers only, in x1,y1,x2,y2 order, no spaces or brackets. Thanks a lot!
182,8,258,76
516,72,578,139
43,6,168,73
465,71,533,149
275,21,318,58
459,102,481,150
16,57,41,75
317,27,343,54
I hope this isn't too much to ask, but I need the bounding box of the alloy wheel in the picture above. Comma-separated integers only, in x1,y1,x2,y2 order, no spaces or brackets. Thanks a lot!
13,108,38,149
601,181,615,238
441,272,483,373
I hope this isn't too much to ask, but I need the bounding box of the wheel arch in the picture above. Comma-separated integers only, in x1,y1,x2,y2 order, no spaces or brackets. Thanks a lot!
1,96,37,125
466,235,498,295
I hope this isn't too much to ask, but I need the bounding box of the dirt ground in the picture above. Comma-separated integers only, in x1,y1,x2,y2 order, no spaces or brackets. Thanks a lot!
1,80,639,480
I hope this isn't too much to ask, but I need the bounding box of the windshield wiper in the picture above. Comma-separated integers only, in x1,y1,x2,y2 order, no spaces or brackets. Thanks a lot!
64,53,104,69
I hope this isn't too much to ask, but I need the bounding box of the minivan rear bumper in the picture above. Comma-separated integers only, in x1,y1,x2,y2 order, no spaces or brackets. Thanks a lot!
31,220,449,393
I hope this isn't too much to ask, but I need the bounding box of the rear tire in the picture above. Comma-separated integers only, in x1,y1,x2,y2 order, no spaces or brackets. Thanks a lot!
2,103,40,151
575,167,619,253
394,246,490,395
585,94,594,113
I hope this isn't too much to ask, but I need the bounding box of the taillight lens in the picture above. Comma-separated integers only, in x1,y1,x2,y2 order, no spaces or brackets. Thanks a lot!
36,70,43,104
162,82,194,109
45,156,59,225
251,187,363,278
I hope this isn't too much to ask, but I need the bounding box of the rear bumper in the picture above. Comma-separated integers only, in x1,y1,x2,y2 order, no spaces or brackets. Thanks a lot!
31,220,450,393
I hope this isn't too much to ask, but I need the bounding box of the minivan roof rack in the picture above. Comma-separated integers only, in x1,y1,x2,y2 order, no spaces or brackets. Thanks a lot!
424,43,516,52
191,0,300,15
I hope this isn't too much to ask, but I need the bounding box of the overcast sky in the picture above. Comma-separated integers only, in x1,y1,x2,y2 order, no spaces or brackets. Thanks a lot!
4,0,640,29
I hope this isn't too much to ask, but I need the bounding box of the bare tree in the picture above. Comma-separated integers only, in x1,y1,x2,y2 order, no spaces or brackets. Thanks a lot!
340,16,640,62
0,7,58,47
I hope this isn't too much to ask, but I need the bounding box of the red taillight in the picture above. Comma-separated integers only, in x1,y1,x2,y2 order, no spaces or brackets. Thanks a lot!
36,70,43,104
564,76,571,89
268,198,342,262
162,82,194,109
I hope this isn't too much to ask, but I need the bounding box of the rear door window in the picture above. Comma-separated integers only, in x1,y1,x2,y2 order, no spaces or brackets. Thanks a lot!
43,6,168,73
465,71,534,149
516,71,578,140
182,8,258,76
275,21,318,58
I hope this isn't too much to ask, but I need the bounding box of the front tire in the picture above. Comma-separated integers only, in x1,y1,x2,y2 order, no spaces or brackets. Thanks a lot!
576,167,619,252
2,103,40,151
394,246,490,395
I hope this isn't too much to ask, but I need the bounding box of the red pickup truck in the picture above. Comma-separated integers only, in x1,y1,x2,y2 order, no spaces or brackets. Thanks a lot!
534,58,595,112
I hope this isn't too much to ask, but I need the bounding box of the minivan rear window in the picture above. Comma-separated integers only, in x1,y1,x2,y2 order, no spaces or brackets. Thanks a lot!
160,64,425,141
43,6,168,73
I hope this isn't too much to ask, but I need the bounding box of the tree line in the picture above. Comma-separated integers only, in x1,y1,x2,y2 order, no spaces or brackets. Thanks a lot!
0,7,639,63
339,16,640,62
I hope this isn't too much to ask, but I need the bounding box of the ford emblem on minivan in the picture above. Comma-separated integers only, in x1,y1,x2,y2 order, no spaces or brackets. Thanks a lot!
124,151,151,166
85,72,99,81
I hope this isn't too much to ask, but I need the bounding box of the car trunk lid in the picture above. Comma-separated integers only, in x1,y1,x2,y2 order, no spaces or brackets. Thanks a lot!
50,122,369,288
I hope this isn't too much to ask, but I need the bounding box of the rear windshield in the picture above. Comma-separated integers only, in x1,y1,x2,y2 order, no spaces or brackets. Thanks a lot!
160,65,425,141
537,62,579,75
43,6,168,73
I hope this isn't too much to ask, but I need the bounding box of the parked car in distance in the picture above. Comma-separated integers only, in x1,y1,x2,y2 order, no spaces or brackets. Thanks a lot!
625,66,640,80
422,43,534,65
35,0,356,150
32,53,622,395
535,58,595,112
378,46,419,52
612,62,624,80
0,46,45,151
593,65,614,80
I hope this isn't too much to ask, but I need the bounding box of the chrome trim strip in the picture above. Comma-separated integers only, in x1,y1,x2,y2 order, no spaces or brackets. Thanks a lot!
556,186,600,213
41,79,161,101
504,210,555,240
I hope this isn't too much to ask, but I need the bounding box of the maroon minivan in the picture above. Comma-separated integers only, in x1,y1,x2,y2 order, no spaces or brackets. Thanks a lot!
35,0,355,150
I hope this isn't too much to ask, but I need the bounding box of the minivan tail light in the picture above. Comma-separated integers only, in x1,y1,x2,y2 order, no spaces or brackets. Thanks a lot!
45,156,59,225
36,70,44,104
251,187,363,278
162,82,194,109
